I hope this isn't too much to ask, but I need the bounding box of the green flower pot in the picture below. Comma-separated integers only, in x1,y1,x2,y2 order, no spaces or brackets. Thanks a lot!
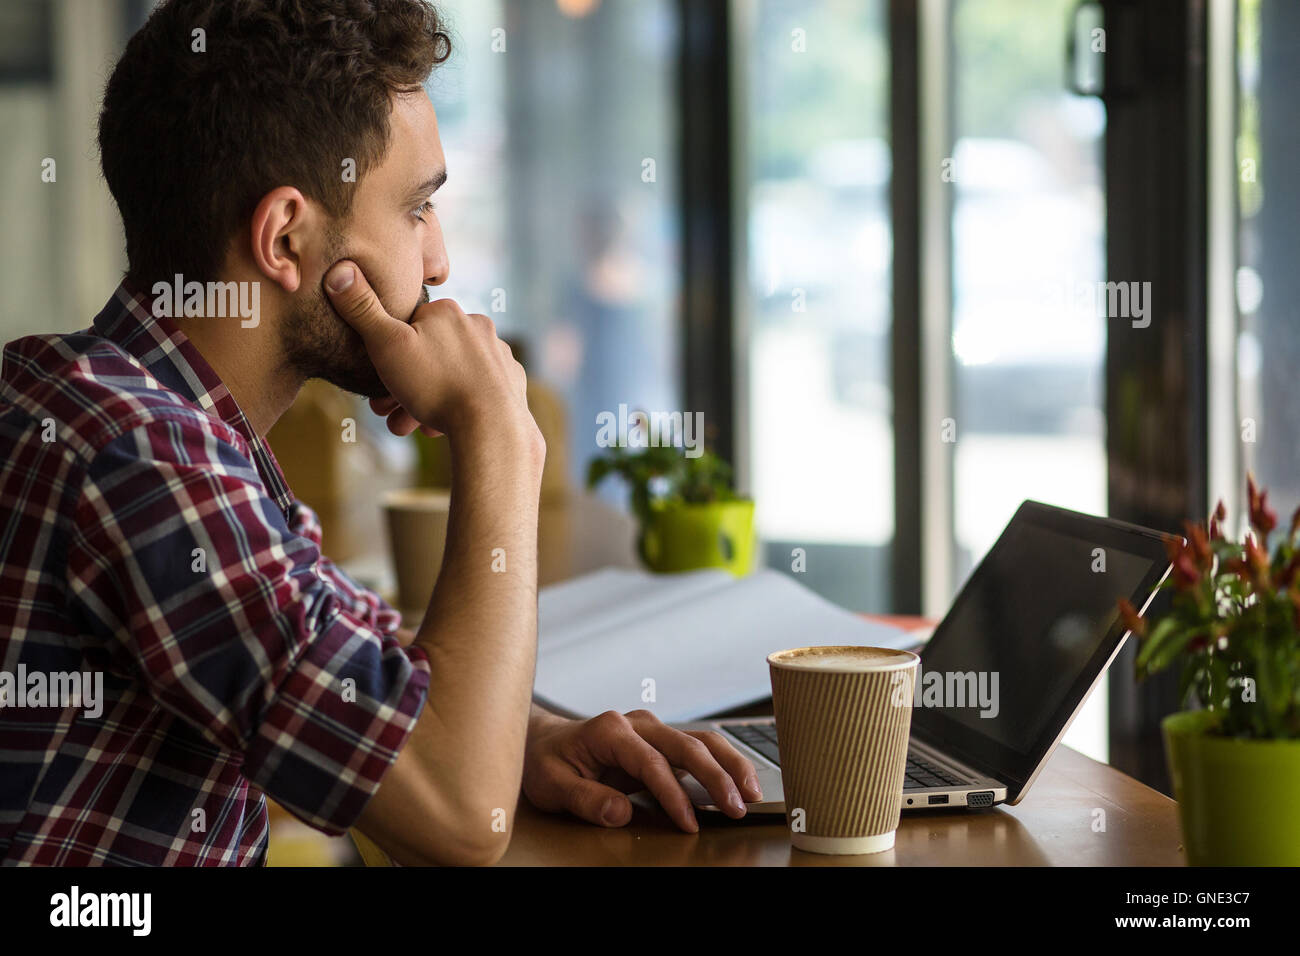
1162,710,1300,866
638,499,755,576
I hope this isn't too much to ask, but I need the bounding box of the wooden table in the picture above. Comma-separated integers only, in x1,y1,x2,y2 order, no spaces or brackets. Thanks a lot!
496,567,1185,865
498,741,1185,866
346,501,1185,867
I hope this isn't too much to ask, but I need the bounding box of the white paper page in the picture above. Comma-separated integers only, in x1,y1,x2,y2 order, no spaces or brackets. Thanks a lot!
536,567,739,654
534,568,914,722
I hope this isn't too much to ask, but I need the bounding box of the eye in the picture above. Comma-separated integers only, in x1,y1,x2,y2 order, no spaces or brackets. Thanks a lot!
413,198,437,223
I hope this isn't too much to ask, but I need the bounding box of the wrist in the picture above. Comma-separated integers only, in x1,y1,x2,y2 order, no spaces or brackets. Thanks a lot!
448,408,546,477
527,704,569,737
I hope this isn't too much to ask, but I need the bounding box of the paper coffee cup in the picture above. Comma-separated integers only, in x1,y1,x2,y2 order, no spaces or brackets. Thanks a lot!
768,645,920,855
382,488,451,614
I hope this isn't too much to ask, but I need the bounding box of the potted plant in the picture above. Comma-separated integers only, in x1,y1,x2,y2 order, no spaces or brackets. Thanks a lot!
1119,475,1300,865
586,443,755,576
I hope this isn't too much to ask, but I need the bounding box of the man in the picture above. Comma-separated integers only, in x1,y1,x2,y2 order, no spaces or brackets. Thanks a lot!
0,0,759,866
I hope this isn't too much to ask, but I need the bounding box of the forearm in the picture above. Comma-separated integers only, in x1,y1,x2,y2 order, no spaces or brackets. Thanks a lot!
411,422,544,828
402,643,558,727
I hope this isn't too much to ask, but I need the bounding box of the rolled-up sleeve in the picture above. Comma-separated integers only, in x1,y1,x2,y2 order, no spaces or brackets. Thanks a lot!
288,500,405,637
65,416,429,835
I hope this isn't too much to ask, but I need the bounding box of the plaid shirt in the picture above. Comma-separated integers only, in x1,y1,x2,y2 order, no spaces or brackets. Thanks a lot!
0,283,430,865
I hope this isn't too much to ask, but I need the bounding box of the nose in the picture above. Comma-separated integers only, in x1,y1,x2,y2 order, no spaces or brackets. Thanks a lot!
424,221,449,287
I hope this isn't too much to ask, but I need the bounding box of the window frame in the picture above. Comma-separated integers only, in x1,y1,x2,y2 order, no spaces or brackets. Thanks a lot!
711,0,1214,792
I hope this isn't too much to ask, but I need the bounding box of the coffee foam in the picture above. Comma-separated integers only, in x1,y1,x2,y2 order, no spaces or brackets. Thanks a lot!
769,645,916,672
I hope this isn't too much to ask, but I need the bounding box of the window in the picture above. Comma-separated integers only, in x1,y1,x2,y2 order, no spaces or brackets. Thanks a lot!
431,0,682,491
0,0,124,338
739,0,892,612
949,0,1107,585
947,0,1108,759
1236,0,1299,524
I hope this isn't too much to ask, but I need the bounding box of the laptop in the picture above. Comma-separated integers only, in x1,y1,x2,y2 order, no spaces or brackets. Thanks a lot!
676,500,1173,814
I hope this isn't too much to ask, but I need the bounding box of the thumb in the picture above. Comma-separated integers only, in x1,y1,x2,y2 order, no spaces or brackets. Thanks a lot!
324,261,402,347
562,777,634,828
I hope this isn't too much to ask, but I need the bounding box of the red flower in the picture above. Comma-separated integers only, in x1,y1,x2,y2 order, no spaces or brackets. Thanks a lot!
1209,499,1227,540
1247,473,1278,538
1245,533,1271,582
1183,520,1212,568
1118,598,1146,637
1162,531,1202,590
1173,551,1201,590
1164,534,1184,567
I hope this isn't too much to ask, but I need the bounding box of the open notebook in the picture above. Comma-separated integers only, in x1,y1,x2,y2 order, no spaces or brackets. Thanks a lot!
534,567,916,723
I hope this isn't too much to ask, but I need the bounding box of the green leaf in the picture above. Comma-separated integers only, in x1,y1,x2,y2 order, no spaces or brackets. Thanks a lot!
582,442,739,512
1148,628,1209,675
1135,616,1182,670
586,457,611,490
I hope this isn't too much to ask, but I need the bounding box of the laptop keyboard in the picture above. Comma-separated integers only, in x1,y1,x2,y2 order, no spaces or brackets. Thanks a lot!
720,721,969,790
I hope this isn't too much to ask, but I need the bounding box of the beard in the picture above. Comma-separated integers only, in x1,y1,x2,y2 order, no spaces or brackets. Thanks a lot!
278,227,418,400
279,282,388,399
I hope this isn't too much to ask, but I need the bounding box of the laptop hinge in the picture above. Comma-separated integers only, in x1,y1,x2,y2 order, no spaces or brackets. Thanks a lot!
910,723,1011,787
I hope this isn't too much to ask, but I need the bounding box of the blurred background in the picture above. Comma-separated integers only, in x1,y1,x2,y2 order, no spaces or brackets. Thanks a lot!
1,0,1293,857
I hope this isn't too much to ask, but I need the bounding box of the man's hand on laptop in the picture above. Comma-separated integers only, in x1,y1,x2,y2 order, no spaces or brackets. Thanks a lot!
521,709,764,832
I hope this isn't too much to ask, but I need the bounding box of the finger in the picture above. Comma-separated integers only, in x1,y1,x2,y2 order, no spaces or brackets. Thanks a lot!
370,395,439,436
683,729,764,802
323,261,404,348
557,774,636,828
385,407,420,436
628,716,749,818
588,714,699,833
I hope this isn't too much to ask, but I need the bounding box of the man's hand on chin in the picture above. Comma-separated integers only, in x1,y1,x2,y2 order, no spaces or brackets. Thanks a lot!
521,709,764,833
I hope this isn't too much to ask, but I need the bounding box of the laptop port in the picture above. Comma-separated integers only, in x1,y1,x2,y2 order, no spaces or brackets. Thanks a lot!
927,794,949,805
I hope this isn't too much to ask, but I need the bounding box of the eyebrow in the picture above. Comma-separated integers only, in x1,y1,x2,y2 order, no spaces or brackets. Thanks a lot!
403,167,447,206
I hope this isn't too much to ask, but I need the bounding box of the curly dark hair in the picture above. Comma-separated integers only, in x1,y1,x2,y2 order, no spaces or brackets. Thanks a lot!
99,0,451,287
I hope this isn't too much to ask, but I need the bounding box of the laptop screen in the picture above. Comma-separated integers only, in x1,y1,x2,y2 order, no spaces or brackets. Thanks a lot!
909,501,1171,799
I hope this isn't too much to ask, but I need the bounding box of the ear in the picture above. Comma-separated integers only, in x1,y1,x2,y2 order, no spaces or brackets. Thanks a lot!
248,186,315,294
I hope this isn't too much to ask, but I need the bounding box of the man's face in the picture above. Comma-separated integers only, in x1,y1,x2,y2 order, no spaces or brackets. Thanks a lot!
280,90,449,398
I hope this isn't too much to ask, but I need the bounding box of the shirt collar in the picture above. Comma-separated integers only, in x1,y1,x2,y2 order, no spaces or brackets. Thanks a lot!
93,280,296,516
